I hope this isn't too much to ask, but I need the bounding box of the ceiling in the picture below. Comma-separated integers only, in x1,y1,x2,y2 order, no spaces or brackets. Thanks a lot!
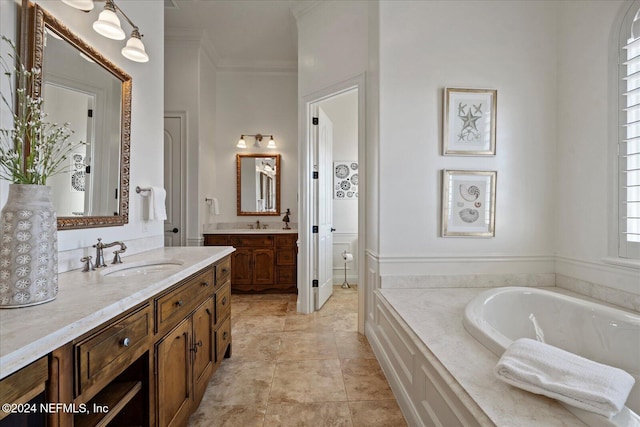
164,0,317,71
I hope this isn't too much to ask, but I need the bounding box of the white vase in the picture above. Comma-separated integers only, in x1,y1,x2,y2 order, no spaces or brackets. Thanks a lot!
0,184,58,308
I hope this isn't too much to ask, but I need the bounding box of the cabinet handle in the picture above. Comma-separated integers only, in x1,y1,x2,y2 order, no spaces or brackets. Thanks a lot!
121,337,131,347
223,331,228,341
221,268,229,274
175,300,184,307
201,281,210,287
192,340,203,353
221,296,227,305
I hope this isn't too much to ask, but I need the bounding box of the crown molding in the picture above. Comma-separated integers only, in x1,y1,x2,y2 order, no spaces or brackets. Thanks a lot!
164,27,220,67
290,1,323,21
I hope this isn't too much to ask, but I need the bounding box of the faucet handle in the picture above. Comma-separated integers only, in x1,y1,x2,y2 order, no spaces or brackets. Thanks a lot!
80,256,94,272
112,250,124,265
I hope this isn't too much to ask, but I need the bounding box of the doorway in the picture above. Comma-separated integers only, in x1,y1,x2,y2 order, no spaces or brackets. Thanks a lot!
163,113,186,247
298,75,365,333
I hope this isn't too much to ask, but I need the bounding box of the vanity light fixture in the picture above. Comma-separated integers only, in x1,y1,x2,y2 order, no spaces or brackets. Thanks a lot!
63,0,149,63
236,134,277,149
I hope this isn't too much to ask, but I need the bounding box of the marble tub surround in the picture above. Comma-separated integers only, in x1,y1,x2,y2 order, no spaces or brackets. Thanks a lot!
0,245,234,380
556,274,640,312
381,273,555,289
377,287,588,426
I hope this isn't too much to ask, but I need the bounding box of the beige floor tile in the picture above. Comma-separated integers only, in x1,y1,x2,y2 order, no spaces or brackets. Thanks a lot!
188,405,266,427
264,402,353,427
278,331,338,360
283,313,335,332
341,359,395,401
203,360,275,406
322,312,358,332
236,300,290,316
231,332,282,362
335,332,375,359
232,315,286,334
269,359,347,404
349,400,407,427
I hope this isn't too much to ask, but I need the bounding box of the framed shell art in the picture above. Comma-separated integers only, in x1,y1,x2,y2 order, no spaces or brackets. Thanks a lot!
442,170,496,237
334,161,358,199
443,88,497,156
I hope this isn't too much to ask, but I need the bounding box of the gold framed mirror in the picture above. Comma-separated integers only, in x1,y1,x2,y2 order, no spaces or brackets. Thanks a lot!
236,154,281,216
26,2,131,230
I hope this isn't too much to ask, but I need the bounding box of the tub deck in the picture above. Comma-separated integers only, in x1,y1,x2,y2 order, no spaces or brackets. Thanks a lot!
376,287,590,426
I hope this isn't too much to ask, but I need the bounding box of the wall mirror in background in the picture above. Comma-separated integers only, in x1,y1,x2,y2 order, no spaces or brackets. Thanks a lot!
27,2,131,229
236,154,281,216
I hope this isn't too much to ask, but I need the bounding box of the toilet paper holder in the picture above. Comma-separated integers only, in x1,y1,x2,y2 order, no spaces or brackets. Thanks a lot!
341,250,353,289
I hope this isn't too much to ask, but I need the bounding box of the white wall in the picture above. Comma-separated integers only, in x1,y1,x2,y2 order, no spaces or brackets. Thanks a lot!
377,1,558,276
199,52,218,232
0,1,165,270
213,70,298,226
555,0,639,295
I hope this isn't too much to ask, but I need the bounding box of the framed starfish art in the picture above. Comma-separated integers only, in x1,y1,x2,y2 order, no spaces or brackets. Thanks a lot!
443,88,497,155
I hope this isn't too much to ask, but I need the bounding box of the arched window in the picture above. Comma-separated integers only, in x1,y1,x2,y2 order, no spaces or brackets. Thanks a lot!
618,0,640,259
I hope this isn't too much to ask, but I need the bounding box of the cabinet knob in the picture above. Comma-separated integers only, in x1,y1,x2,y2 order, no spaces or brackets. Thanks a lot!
221,296,227,305
223,331,229,341
196,340,203,347
122,337,131,347
201,281,210,287
175,300,184,307
221,268,229,274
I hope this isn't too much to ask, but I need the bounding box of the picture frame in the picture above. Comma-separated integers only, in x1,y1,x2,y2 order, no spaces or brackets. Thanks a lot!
443,88,497,156
442,170,497,237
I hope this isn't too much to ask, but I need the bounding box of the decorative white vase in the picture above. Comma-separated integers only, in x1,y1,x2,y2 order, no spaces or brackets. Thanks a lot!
0,184,58,308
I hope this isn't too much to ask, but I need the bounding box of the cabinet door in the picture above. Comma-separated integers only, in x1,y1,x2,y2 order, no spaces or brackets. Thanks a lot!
192,298,214,407
253,249,275,285
156,318,192,427
231,249,252,285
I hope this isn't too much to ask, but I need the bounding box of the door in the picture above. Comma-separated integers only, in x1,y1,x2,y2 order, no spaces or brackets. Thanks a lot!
164,116,183,246
192,298,214,407
315,107,334,309
156,317,192,427
253,249,275,285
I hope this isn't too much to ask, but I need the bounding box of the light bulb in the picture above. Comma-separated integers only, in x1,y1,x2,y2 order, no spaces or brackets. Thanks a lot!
237,136,247,148
61,0,94,11
267,136,276,149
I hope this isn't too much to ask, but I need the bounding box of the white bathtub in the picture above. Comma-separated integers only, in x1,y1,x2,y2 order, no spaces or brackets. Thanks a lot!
463,287,640,427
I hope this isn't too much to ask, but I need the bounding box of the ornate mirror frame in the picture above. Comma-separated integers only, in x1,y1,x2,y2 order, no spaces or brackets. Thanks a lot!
26,2,132,230
236,154,281,216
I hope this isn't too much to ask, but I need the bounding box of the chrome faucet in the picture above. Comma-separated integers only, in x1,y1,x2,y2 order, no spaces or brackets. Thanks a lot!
93,238,127,268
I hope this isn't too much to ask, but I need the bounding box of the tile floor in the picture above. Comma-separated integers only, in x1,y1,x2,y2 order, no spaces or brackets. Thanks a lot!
188,285,408,427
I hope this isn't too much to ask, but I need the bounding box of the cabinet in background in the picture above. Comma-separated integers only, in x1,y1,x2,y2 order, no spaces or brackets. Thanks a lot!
204,233,297,293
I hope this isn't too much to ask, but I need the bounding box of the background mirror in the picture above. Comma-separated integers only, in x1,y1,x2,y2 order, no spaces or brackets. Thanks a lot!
29,3,132,229
237,154,281,216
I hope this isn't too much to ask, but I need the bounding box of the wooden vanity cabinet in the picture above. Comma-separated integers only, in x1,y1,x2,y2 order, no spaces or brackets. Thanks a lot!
0,356,48,426
154,258,232,427
204,233,297,293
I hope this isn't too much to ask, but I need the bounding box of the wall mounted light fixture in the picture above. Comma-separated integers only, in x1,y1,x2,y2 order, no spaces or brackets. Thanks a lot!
237,134,276,149
62,0,149,63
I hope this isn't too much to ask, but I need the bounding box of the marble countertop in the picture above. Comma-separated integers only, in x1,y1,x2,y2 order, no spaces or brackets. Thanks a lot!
378,287,587,427
0,246,235,380
203,229,297,235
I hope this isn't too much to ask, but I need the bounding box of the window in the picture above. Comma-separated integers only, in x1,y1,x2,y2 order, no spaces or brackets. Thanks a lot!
619,0,640,259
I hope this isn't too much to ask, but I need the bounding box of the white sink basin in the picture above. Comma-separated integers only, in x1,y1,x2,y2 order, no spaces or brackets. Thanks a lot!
101,259,184,277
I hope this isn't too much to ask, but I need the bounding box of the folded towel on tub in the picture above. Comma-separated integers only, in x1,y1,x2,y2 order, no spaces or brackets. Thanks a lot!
494,338,635,418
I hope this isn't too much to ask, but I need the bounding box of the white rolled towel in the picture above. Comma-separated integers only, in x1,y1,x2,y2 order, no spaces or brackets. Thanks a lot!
494,338,635,418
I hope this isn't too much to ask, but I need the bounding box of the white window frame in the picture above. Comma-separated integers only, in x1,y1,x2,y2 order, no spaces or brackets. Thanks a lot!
617,0,640,260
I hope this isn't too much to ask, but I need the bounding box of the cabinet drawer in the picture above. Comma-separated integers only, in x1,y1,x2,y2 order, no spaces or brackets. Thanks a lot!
230,235,273,247
215,283,231,324
156,268,214,334
216,317,231,362
216,256,231,285
275,234,297,247
0,356,48,420
276,266,296,285
276,248,296,266
75,305,150,397
204,235,228,246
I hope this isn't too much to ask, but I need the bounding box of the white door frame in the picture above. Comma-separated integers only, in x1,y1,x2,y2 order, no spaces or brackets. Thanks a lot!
297,73,366,333
163,111,188,247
